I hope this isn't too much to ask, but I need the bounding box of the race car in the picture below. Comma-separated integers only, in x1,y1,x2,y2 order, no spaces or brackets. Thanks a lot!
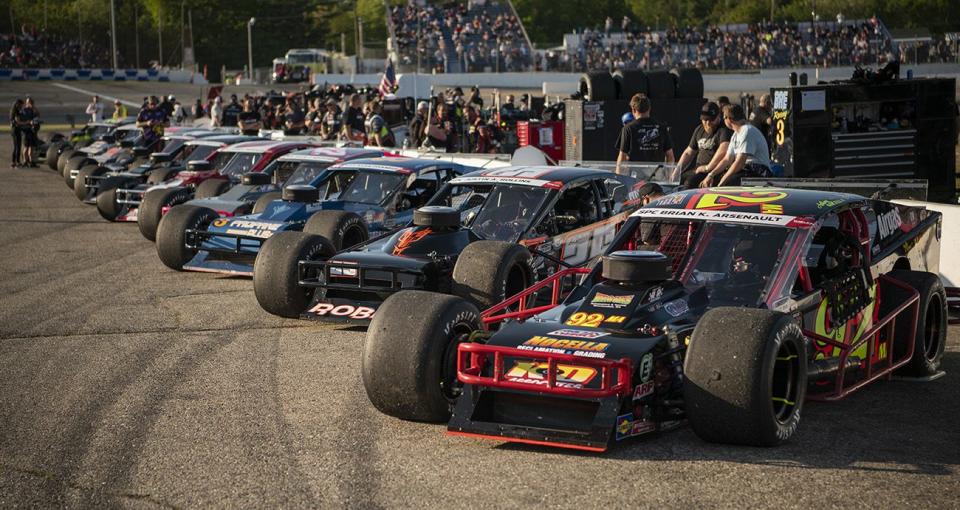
133,140,316,241
95,134,261,222
155,158,472,277
253,166,643,320
61,123,144,189
362,187,947,451
45,117,136,170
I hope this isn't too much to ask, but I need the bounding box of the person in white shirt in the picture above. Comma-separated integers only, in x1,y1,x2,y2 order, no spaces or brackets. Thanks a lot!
701,104,771,187
210,96,223,127
85,95,103,122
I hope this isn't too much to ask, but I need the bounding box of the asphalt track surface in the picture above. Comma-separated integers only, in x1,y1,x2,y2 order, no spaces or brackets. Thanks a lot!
0,83,959,508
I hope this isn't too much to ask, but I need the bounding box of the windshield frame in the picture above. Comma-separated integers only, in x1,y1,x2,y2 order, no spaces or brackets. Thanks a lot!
332,169,407,206
427,181,555,242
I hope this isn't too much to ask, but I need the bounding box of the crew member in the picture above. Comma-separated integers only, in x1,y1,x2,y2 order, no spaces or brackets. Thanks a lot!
136,96,168,150
407,101,429,148
701,104,771,187
85,95,103,123
221,94,243,127
749,93,773,142
365,101,395,148
237,99,262,135
673,102,732,188
111,100,127,121
320,99,341,141
340,93,366,141
616,93,674,174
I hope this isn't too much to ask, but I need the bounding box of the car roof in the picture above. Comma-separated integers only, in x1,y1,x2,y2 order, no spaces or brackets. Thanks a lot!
277,147,385,163
449,166,613,187
631,187,866,226
330,157,468,174
220,140,312,154
187,135,261,146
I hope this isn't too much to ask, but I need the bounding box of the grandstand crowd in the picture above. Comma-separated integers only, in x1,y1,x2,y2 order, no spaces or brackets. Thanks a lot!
0,26,115,69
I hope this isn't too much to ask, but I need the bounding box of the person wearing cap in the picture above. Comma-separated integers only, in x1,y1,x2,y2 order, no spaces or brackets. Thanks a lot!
616,93,674,175
634,182,664,205
673,101,732,188
136,96,168,147
407,100,430,148
320,99,342,141
633,182,667,247
111,99,127,121
701,104,772,187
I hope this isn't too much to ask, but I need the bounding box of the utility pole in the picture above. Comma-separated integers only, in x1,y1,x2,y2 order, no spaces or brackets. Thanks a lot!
188,9,193,71
158,6,163,67
77,3,83,66
770,0,775,22
180,1,184,69
110,0,118,68
247,17,256,84
134,2,140,68
341,32,346,54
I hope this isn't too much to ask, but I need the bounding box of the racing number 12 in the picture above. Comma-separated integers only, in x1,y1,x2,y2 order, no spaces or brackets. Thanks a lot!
566,312,604,328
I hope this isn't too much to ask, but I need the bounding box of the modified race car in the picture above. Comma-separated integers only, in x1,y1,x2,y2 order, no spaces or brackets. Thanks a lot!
253,166,643,320
362,187,947,451
156,157,471,277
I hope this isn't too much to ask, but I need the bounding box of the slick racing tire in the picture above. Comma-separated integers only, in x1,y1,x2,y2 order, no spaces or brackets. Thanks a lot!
46,142,64,170
96,186,126,221
646,70,677,99
57,148,76,175
684,308,807,446
674,67,704,99
138,187,193,241
146,167,177,185
303,210,368,250
578,72,616,101
886,270,947,377
195,178,231,199
73,164,106,201
451,240,532,310
156,205,219,271
363,290,481,422
253,231,336,318
252,191,281,214
64,155,88,189
619,69,649,99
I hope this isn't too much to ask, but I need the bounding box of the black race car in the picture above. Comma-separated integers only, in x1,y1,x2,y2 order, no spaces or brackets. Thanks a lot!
252,166,644,320
362,187,947,451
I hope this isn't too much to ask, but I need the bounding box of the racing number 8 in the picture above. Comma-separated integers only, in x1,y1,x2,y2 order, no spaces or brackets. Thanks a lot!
775,119,785,145
566,312,604,328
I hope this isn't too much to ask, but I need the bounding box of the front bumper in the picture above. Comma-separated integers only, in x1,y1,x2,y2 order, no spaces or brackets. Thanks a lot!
182,229,265,276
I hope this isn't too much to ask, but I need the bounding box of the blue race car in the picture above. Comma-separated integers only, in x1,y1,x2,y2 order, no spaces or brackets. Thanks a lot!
154,157,473,276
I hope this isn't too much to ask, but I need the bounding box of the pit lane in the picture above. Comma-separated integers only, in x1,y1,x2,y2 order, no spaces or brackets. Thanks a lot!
0,83,958,508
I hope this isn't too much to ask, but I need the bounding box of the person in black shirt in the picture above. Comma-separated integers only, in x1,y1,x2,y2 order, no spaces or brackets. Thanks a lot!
222,94,243,127
673,101,733,188
749,93,773,142
407,101,429,148
237,99,262,135
17,97,39,167
616,94,674,174
9,99,22,167
340,93,366,141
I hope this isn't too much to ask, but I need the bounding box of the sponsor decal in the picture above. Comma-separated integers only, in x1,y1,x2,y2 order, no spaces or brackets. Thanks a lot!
694,190,788,212
644,286,662,303
392,227,432,255
638,353,654,382
604,315,627,323
817,199,844,209
521,336,609,352
308,302,376,320
615,413,656,441
547,329,610,340
773,90,789,111
505,361,598,389
482,168,551,179
591,292,634,309
663,299,689,317
564,312,627,328
212,218,229,227
228,220,282,231
633,380,655,400
877,208,903,239
649,193,685,207
633,207,796,226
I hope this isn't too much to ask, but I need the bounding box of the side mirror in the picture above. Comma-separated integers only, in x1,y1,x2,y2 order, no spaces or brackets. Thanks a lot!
186,160,213,172
149,151,172,163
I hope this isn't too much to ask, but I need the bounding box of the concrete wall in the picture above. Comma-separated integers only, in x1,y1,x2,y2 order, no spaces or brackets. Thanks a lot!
0,68,208,84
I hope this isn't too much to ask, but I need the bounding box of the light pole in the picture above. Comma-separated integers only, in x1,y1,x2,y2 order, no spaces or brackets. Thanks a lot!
110,0,118,68
247,17,256,84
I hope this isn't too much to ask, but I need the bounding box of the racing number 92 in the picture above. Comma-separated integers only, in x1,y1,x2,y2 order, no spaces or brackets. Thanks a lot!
566,312,605,328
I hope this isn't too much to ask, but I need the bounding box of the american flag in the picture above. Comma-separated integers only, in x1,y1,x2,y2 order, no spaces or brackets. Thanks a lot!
379,59,397,97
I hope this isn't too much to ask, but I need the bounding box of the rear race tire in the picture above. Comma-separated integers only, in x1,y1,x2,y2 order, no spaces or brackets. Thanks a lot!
96,186,126,221
195,178,231,199
253,231,336,318
451,240,532,310
362,290,481,421
73,164,105,201
64,155,88,188
646,70,677,99
302,210,369,250
57,148,76,175
684,307,807,446
886,270,947,377
147,167,177,185
578,72,616,101
46,142,63,170
156,205,219,270
252,191,281,214
138,187,193,241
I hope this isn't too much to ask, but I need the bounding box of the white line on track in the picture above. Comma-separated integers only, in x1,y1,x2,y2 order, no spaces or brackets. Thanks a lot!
51,83,141,108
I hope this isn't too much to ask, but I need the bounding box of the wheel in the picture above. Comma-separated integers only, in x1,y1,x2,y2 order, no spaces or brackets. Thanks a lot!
195,178,231,199
45,142,63,170
886,270,947,377
253,231,335,318
646,70,677,99
63,155,88,188
578,72,616,101
619,69,649,99
611,70,624,100
451,240,531,310
138,187,192,241
303,210,369,250
156,205,219,270
73,164,106,201
56,148,76,175
362,290,481,421
675,67,704,98
252,191,281,214
146,167,177,185
96,186,126,221
684,308,807,446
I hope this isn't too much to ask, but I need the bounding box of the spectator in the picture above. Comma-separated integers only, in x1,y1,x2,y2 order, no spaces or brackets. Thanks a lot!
171,99,186,126
111,99,127,121
237,99,261,135
160,95,175,118
304,98,321,133
221,95,243,127
673,101,732,188
408,101,429,148
9,98,22,167
192,99,205,120
136,96,168,148
365,101,396,148
702,104,771,187
283,97,305,135
210,96,223,127
340,93,366,141
425,102,453,152
616,94,674,174
17,97,38,166
85,95,103,123
319,99,341,141
749,93,773,142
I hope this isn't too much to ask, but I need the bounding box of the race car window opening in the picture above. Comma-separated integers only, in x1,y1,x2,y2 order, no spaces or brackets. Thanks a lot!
428,182,552,242
208,151,238,172
220,153,261,177
161,138,187,156
278,161,332,187
90,126,111,139
315,170,357,201
177,144,217,165
401,169,452,211
337,171,405,205
547,182,602,235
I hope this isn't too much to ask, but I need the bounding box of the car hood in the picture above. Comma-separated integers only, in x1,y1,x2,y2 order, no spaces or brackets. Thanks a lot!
329,225,481,266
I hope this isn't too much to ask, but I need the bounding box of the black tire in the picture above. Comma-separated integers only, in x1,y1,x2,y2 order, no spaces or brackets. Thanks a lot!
684,308,807,446
303,210,369,250
56,148,76,175
146,167,176,185
451,240,532,310
156,205,219,271
95,184,127,221
578,72,616,102
675,67,704,98
138,187,193,241
252,191,281,214
646,70,677,99
64,155,88,188
886,270,947,377
253,231,336,318
611,70,624,100
195,178,231,199
73,164,105,201
45,142,63,170
619,69,650,99
362,290,481,421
